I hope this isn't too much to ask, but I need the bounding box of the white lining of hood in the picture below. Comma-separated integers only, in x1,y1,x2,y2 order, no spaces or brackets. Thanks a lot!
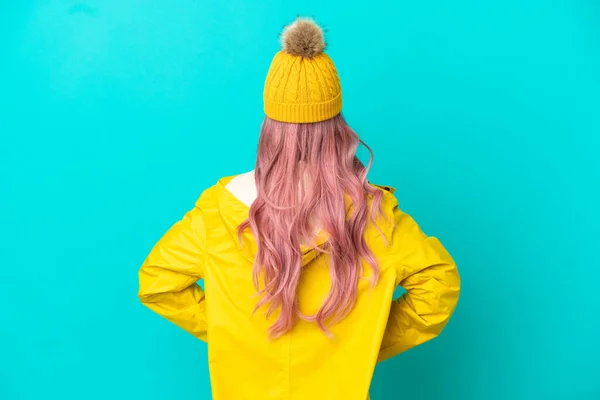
224,169,257,208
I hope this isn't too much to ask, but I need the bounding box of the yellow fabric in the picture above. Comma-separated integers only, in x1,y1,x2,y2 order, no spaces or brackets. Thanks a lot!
263,51,342,123
138,175,460,400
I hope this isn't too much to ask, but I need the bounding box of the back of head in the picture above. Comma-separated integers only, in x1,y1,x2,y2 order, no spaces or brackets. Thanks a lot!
238,17,385,338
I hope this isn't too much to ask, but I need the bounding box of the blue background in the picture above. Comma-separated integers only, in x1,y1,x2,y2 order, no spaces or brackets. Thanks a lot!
1,1,599,399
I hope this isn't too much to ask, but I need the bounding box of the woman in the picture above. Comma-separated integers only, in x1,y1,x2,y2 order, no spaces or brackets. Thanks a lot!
138,17,460,400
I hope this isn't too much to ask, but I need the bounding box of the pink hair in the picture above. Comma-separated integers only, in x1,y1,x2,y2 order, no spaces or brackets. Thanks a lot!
237,114,385,338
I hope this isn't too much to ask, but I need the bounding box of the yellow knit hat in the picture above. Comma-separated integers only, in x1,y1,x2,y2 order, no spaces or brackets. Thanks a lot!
263,17,342,123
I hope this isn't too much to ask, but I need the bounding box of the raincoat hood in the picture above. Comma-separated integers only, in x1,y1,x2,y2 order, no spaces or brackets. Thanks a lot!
214,171,390,268
214,173,331,268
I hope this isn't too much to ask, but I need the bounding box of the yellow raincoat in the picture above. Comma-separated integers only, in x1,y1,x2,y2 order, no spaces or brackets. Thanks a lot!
138,175,460,400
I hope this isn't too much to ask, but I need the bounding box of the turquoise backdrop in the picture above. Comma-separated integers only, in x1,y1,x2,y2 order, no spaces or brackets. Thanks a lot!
1,1,599,399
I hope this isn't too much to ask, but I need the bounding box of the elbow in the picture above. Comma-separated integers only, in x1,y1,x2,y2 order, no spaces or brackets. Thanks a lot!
137,265,160,304
448,262,461,310
138,290,152,304
138,286,156,305
138,272,157,305
138,279,161,304
424,263,461,335
138,290,166,307
435,263,461,334
441,262,461,317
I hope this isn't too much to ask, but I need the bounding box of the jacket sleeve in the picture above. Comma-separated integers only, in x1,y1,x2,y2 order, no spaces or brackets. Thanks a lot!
138,205,208,342
377,206,460,362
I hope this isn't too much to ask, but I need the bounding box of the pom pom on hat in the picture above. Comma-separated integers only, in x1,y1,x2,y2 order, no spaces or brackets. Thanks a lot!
281,17,326,58
264,16,341,123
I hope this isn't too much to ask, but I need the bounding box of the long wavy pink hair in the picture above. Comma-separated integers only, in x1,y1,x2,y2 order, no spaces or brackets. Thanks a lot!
237,113,386,338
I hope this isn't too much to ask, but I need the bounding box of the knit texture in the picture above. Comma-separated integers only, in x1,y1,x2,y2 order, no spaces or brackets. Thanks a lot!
263,19,342,123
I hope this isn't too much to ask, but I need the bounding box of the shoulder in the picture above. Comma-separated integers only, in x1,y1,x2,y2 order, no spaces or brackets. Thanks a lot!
368,181,399,211
225,169,254,188
194,170,254,209
368,181,396,195
224,170,256,207
367,181,399,215
366,182,428,246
